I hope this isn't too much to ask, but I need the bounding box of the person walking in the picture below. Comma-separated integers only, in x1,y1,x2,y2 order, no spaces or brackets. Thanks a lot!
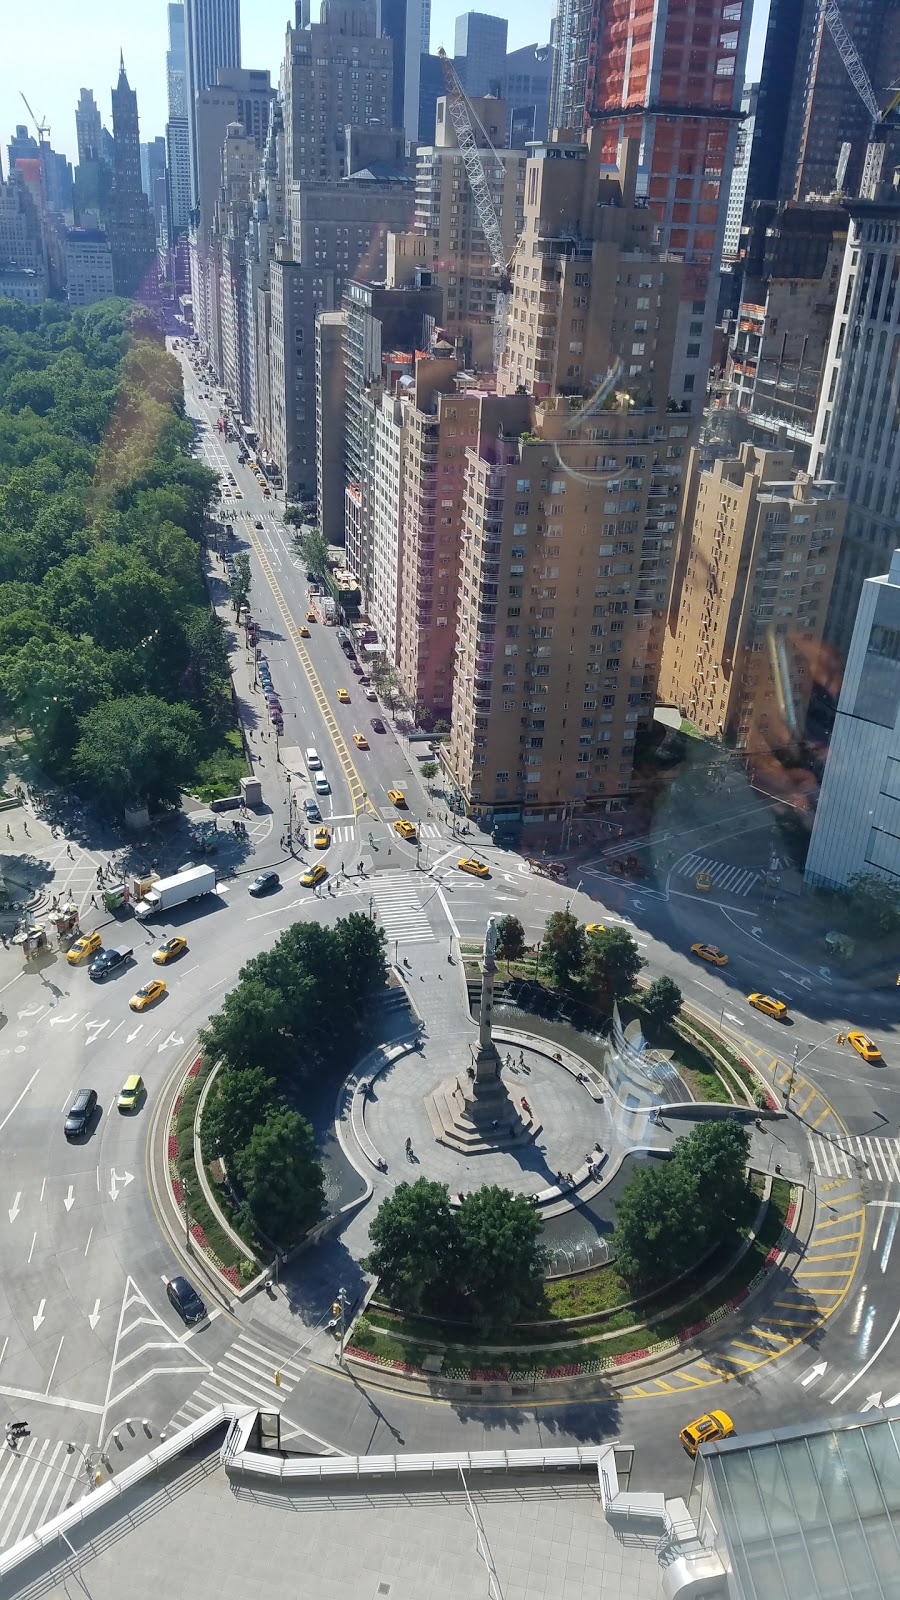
405,1136,413,1160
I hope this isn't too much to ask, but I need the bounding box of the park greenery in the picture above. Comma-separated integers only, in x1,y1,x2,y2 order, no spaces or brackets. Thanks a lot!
0,297,244,807
540,910,646,1010
197,912,387,1246
612,1120,752,1289
292,523,329,578
364,1177,547,1336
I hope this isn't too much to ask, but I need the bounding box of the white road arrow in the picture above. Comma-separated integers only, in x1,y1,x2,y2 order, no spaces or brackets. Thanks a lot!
108,1169,134,1202
84,1019,110,1044
860,1392,883,1412
8,1193,20,1224
157,1033,185,1054
801,1362,828,1387
126,1025,143,1043
63,1185,75,1213
33,1299,46,1331
49,1012,78,1028
88,1299,101,1331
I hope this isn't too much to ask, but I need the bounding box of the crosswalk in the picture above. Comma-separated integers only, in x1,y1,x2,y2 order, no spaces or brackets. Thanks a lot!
808,1129,900,1184
676,853,760,897
330,823,356,845
168,1329,306,1429
0,1436,93,1551
371,873,435,943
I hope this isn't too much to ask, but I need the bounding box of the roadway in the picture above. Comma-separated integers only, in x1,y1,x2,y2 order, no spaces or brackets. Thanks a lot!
0,337,898,1541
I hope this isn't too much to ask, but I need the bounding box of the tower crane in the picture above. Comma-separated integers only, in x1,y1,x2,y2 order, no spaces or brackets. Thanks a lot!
822,0,899,198
18,92,50,148
437,46,519,371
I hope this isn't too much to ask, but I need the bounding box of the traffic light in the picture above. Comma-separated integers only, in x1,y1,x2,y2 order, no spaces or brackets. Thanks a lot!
332,1301,342,1319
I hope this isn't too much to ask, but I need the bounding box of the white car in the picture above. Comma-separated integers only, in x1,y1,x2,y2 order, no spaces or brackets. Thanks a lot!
314,773,331,795
365,688,378,701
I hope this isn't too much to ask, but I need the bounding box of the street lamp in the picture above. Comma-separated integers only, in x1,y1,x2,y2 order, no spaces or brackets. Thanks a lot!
183,1177,191,1250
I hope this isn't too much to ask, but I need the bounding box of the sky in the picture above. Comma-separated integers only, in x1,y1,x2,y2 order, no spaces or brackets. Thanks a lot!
3,0,771,169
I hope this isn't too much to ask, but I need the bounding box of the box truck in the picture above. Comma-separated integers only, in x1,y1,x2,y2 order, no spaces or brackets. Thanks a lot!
134,864,217,921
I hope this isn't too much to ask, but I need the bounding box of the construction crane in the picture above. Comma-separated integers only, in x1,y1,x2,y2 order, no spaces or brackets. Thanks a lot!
437,45,517,371
19,92,50,148
822,0,899,197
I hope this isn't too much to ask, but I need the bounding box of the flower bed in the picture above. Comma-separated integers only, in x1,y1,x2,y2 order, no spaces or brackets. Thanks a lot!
166,1055,250,1291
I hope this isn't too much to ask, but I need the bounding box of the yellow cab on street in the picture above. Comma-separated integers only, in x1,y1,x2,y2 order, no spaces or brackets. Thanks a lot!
67,931,102,965
748,993,788,1021
680,1411,735,1457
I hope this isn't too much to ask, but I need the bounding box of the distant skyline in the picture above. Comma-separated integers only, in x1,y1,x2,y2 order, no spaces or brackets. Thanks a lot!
3,0,771,169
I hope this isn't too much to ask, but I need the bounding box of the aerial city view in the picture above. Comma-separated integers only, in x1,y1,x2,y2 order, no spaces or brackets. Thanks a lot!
0,0,899,1593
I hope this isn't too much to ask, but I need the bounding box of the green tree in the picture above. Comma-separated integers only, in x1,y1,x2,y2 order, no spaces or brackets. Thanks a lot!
457,1186,546,1335
363,1178,457,1310
675,1120,751,1239
334,912,387,1011
231,1107,325,1247
613,1121,751,1289
74,694,202,809
495,914,526,970
294,524,329,577
371,657,403,709
541,910,585,989
419,760,439,782
201,1065,282,1163
643,975,683,1027
200,975,293,1074
229,550,252,615
584,924,645,1011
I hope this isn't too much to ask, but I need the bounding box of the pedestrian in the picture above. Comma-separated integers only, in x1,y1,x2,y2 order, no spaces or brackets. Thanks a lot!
405,1135,412,1159
22,822,28,835
505,1052,512,1068
5,826,10,840
518,1051,525,1068
90,894,97,907
556,1171,564,1185
66,844,72,858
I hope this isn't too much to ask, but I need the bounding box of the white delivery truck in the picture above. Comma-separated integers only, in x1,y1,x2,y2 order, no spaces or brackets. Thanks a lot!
133,864,217,921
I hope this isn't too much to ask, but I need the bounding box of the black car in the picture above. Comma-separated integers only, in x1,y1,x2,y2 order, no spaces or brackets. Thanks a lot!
88,947,134,981
370,717,386,733
64,1088,97,1139
166,1276,207,1325
303,798,321,822
249,870,280,896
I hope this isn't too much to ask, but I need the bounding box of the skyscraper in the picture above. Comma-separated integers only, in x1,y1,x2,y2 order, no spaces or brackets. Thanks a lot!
184,0,241,207
283,0,393,186
453,12,507,97
166,3,192,243
108,54,157,297
75,89,104,165
140,138,167,204
379,0,431,145
743,0,805,207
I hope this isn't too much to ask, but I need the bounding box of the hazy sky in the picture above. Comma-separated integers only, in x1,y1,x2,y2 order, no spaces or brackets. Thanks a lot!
3,0,771,168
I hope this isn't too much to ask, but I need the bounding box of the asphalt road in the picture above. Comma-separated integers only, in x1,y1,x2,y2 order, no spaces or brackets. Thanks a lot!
0,340,898,1543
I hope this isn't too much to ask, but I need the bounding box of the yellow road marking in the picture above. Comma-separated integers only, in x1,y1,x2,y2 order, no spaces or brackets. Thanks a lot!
750,1327,789,1344
803,1249,860,1260
247,529,377,818
794,1087,819,1118
765,1316,817,1326
820,1177,850,1192
816,1209,864,1229
795,1268,853,1277
732,1339,773,1355
810,1105,833,1129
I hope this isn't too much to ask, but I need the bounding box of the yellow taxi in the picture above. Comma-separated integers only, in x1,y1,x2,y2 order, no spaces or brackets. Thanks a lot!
337,689,350,703
680,1411,735,1457
748,993,788,1021
117,1074,144,1113
848,1030,882,1063
301,862,327,887
299,625,310,638
586,923,607,935
67,931,102,965
153,936,187,965
129,979,167,1012
306,610,317,622
394,818,417,841
690,942,729,967
353,732,369,749
314,826,331,849
458,857,489,878
234,488,243,499
388,790,407,808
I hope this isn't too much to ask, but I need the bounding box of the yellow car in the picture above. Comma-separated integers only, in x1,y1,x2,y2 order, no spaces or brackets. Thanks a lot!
315,826,331,849
748,993,788,1021
394,818,417,840
353,732,369,749
234,488,243,499
680,1411,735,1457
388,790,407,808
458,857,489,878
586,923,607,935
153,936,187,965
67,931,102,965
301,862,327,887
306,610,316,622
691,942,729,967
129,979,167,1012
848,1030,882,1063
299,625,310,638
117,1074,144,1113
337,689,350,703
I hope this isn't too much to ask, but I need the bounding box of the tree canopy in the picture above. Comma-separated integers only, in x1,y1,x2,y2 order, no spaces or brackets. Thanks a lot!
613,1120,752,1289
541,910,585,989
642,975,683,1026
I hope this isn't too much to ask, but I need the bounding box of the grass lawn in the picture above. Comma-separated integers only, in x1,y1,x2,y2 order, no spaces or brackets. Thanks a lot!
352,1179,793,1374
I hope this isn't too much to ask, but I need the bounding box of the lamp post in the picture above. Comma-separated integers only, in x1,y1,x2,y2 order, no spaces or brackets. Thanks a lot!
183,1177,191,1250
783,1039,829,1108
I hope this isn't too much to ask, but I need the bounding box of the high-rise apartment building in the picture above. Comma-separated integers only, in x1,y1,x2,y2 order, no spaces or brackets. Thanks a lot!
166,4,192,244
415,95,524,369
660,444,845,752
378,0,432,145
216,122,259,410
316,311,348,544
446,134,691,822
805,549,900,890
721,83,757,265
64,227,115,304
185,0,241,207
75,90,104,165
454,12,507,97
558,0,752,398
7,127,38,171
502,43,552,145
283,0,393,188
779,0,900,205
811,184,900,661
0,171,47,285
108,55,157,297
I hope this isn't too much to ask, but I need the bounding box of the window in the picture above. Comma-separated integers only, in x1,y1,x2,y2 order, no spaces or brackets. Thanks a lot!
496,771,509,783
516,478,530,492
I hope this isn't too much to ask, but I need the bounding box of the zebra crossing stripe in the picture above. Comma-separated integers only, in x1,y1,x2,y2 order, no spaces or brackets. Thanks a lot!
0,1439,82,1550
169,1333,308,1428
372,876,434,943
808,1130,900,1183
